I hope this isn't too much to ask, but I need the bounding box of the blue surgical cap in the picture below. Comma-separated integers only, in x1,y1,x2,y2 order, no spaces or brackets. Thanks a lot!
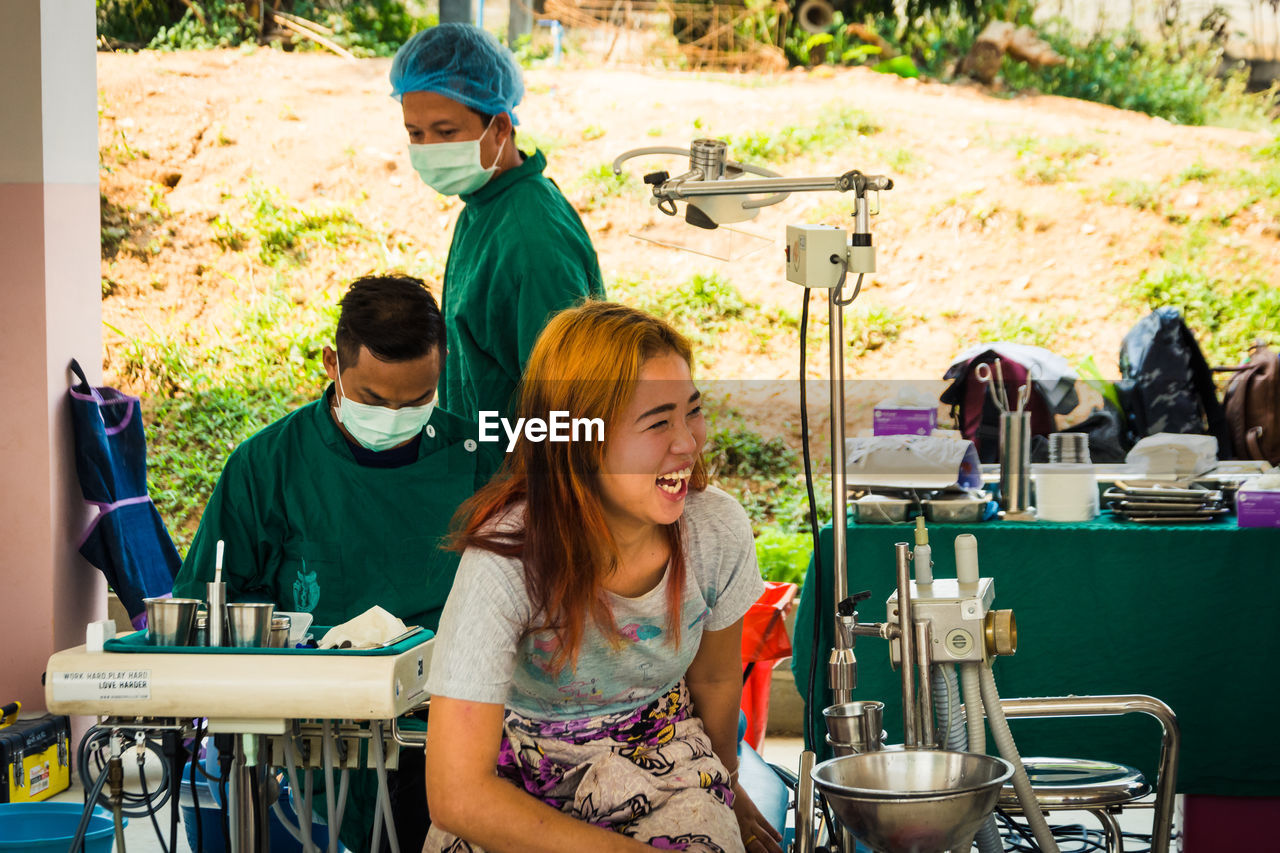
389,23,524,126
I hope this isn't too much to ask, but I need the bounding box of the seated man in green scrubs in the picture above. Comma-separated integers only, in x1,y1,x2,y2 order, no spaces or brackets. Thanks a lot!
389,23,605,423
172,274,499,853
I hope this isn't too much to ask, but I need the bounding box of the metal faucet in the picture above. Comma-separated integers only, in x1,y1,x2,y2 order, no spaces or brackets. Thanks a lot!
828,542,935,750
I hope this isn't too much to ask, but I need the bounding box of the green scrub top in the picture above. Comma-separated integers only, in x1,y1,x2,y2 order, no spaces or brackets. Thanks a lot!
441,149,605,423
172,386,501,633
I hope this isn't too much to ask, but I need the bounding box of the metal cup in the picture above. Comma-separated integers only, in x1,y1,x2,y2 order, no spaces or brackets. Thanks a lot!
192,610,208,646
998,411,1032,513
268,614,292,648
823,701,885,754
144,597,200,647
225,602,276,648
825,730,889,757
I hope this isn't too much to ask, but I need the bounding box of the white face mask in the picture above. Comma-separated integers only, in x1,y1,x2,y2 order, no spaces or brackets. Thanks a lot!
408,117,508,196
333,354,435,452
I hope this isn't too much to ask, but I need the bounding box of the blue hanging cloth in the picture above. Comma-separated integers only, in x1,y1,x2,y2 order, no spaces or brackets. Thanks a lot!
68,359,179,627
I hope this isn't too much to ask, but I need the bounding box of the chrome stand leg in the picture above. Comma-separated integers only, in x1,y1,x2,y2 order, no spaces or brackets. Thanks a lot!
1094,808,1124,853
229,734,258,853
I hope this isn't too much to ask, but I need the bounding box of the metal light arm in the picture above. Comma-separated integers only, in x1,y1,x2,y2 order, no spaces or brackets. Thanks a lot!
654,169,892,201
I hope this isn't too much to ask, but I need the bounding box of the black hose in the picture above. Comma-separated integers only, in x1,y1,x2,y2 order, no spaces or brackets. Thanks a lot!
220,774,232,853
800,287,826,753
165,731,182,853
137,752,171,853
67,761,111,853
190,726,205,853
78,727,172,818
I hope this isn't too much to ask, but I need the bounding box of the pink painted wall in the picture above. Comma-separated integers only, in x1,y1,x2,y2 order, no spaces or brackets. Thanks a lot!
0,0,104,725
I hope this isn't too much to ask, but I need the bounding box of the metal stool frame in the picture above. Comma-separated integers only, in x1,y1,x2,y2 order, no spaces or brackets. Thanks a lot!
992,695,1180,853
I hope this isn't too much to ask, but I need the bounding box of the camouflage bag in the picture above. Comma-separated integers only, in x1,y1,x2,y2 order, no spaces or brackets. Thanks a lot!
1116,307,1230,455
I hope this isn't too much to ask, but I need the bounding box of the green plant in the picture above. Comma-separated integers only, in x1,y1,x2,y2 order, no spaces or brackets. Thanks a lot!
242,183,366,264
1178,160,1219,182
102,0,434,56
704,426,797,482
97,0,173,46
1104,178,1163,211
975,310,1067,349
844,304,906,355
1130,229,1280,364
883,145,922,174
573,163,634,212
1000,23,1276,129
149,0,260,50
1009,135,1104,184
643,272,748,336
753,526,812,585
100,192,167,261
730,105,880,164
147,384,307,551
313,1,436,57
210,213,249,251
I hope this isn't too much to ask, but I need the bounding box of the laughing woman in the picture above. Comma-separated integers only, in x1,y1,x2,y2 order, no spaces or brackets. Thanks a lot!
423,302,784,853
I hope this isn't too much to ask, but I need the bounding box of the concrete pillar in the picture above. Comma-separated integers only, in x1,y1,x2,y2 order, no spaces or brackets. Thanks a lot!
508,0,534,45
439,0,474,25
0,0,104,720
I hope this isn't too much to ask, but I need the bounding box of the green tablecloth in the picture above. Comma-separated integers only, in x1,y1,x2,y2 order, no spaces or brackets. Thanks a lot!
791,513,1280,796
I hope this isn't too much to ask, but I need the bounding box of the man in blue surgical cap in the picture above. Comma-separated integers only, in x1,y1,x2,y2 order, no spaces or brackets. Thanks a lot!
389,23,604,424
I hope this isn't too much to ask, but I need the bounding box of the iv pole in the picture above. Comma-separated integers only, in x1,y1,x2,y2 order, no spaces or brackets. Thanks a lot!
613,140,893,711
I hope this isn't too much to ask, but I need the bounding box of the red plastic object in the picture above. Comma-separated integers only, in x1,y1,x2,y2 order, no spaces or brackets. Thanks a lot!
1182,794,1280,851
740,581,798,751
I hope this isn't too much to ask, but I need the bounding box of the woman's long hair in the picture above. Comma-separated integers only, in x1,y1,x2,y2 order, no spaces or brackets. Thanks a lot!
453,301,708,673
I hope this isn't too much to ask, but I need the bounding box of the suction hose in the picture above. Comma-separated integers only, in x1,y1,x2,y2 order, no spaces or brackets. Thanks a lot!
282,732,318,853
932,665,965,751
936,666,1003,850
322,721,338,853
370,721,401,853
978,663,1060,853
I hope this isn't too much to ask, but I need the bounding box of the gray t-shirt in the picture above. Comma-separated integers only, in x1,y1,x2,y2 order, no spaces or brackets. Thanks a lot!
426,486,765,720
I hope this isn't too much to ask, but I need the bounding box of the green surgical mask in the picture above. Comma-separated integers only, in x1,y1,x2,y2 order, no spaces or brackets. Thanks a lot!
334,356,435,452
408,117,507,196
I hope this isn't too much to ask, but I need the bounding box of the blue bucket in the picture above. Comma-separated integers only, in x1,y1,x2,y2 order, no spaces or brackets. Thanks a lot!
0,802,123,853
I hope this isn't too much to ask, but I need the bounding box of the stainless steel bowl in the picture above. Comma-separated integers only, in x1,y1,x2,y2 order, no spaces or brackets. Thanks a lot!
854,497,913,524
922,497,988,523
812,750,1014,853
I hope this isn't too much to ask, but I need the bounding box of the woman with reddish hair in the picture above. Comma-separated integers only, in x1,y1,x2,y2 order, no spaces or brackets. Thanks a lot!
422,302,783,853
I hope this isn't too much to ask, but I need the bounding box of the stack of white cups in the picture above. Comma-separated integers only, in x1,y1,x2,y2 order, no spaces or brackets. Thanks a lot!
1033,433,1099,521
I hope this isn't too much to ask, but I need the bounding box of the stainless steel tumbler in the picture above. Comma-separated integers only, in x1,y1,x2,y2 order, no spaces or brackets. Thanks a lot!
999,411,1032,513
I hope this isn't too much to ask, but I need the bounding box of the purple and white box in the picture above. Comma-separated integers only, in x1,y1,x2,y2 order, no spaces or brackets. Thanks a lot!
1236,484,1280,528
873,406,938,437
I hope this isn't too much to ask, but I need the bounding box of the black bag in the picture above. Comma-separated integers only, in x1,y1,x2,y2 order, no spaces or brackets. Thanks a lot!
1116,308,1230,455
1059,405,1130,463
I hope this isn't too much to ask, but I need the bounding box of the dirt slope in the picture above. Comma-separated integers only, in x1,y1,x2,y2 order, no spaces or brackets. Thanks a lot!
98,49,1276,428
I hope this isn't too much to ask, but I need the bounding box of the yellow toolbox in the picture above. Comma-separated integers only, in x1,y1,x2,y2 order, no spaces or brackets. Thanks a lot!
0,704,71,803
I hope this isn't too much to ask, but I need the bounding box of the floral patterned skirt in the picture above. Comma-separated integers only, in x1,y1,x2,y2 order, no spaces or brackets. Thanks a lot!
424,681,745,853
